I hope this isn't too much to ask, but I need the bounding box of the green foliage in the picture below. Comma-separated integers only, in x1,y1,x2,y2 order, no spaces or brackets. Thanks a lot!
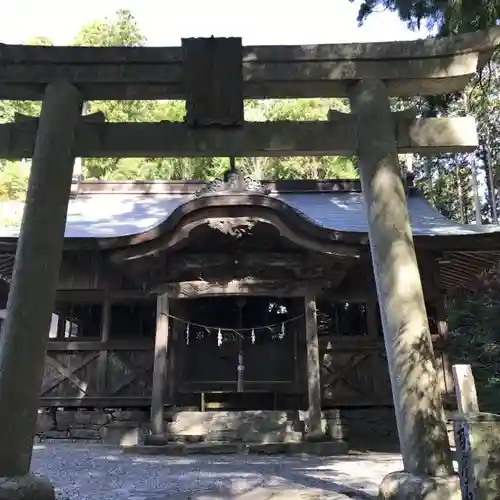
353,0,500,35
448,267,500,412
72,9,145,47
0,161,30,201
0,9,357,194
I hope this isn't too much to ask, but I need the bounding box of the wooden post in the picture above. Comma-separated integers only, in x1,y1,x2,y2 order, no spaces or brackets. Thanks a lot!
349,78,454,477
304,293,323,438
97,300,111,395
166,316,177,403
0,82,82,478
452,364,480,415
150,293,169,440
237,352,245,393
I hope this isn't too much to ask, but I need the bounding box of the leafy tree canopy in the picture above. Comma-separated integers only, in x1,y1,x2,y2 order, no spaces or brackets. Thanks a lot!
0,9,356,201
353,0,500,35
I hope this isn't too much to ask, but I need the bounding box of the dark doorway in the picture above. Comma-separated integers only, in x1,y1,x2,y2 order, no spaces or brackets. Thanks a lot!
180,296,301,408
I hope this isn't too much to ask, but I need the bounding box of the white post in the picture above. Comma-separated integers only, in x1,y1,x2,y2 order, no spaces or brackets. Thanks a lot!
452,364,480,416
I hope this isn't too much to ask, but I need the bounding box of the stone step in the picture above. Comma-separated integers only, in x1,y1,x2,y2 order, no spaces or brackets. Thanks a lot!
166,410,303,444
123,440,349,456
204,429,303,444
166,429,303,444
168,410,301,440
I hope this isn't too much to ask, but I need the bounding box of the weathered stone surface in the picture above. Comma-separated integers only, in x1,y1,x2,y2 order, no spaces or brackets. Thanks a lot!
55,411,74,431
247,443,288,455
168,410,302,443
349,78,453,476
0,82,82,477
454,412,500,499
36,412,55,433
32,407,420,449
379,471,460,500
39,431,69,440
0,474,54,500
323,409,344,441
124,442,244,455
104,420,145,429
101,425,143,447
143,434,168,446
68,429,100,440
0,116,479,160
299,407,400,447
111,410,148,422
35,409,153,445
286,441,349,456
2,28,500,101
340,408,398,442
168,434,204,444
71,410,110,427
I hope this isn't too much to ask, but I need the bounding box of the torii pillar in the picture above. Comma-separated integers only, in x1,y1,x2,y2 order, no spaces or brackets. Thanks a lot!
348,79,459,499
0,82,82,499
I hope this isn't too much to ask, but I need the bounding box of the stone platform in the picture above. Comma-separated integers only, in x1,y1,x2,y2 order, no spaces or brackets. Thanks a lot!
35,406,421,451
133,410,348,455
165,410,304,443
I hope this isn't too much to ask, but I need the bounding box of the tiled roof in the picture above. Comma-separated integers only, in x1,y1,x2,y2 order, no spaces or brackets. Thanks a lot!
0,190,499,239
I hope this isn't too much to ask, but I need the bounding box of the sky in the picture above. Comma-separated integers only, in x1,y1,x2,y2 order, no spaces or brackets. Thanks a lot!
0,0,429,46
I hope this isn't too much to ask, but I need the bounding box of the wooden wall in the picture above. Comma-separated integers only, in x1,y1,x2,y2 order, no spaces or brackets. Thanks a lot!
317,253,453,408
41,340,153,407
34,249,454,409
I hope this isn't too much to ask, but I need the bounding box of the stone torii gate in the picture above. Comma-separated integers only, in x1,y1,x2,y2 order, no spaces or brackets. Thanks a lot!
0,29,499,500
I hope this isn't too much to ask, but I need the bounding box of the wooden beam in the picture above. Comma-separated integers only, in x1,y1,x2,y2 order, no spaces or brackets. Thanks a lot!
156,279,325,298
47,340,153,351
169,252,336,269
55,290,150,302
0,29,499,99
0,116,478,159
39,396,152,408
97,300,111,395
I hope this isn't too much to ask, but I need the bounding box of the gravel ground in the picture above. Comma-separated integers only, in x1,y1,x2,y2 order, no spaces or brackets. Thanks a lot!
30,443,403,499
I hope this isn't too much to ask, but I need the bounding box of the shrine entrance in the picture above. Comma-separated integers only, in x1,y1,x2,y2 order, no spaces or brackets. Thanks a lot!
177,295,305,410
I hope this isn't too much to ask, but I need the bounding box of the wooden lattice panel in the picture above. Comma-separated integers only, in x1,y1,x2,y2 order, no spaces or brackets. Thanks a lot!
0,253,15,283
41,351,100,398
106,350,154,397
320,345,392,406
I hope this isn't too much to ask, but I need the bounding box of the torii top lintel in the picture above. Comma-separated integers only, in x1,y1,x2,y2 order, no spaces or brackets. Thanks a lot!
0,27,499,101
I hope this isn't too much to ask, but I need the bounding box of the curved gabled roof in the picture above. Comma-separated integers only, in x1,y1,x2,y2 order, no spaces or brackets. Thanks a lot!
0,180,499,252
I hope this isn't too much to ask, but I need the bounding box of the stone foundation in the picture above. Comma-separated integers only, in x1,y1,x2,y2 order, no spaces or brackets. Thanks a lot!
36,409,150,446
322,408,456,450
35,407,456,450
